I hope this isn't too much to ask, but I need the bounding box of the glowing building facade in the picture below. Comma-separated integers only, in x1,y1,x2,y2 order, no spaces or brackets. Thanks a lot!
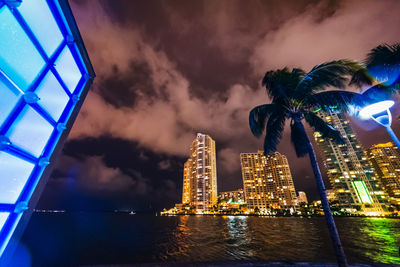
367,142,400,206
297,191,308,204
0,0,94,261
326,189,338,203
314,111,387,213
218,189,244,203
181,133,217,212
240,151,297,211
182,159,192,205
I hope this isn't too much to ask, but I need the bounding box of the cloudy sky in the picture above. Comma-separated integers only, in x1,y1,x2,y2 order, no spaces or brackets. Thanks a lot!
38,0,400,211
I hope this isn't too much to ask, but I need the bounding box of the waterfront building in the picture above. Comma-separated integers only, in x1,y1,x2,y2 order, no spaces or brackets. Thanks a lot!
313,111,387,213
0,0,94,262
180,133,217,213
297,191,308,204
367,142,400,206
182,159,192,205
240,151,297,212
218,189,245,203
326,189,338,203
217,189,245,212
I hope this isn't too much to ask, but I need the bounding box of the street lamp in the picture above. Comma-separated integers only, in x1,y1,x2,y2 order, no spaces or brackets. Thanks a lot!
356,85,400,148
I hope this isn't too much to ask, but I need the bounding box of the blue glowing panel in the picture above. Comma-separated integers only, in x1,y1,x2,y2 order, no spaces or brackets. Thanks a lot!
6,107,54,158
0,7,45,91
0,152,35,204
0,0,93,259
18,0,64,57
55,46,82,93
0,79,22,127
36,71,70,122
0,213,9,233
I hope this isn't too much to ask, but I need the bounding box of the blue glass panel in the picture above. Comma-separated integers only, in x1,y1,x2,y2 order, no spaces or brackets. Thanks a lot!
18,0,64,57
0,213,9,233
36,71,70,122
0,79,22,128
6,107,54,158
55,46,82,93
0,7,45,91
0,152,35,204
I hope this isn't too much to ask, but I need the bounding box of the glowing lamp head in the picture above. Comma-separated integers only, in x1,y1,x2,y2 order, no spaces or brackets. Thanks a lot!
358,100,394,119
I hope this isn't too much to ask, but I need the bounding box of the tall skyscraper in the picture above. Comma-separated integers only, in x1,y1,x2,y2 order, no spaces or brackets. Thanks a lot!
182,159,192,205
181,133,217,212
367,142,400,206
314,111,387,213
240,151,297,211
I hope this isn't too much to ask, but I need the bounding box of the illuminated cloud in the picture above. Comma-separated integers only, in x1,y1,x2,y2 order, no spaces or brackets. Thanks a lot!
58,0,400,202
250,1,400,73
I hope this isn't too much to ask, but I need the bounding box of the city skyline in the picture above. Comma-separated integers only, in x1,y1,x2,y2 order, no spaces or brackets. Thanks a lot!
33,0,400,213
1,0,400,265
172,126,400,214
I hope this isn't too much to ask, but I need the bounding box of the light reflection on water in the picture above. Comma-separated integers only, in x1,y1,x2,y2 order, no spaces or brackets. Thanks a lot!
340,217,400,264
17,214,400,265
157,216,400,264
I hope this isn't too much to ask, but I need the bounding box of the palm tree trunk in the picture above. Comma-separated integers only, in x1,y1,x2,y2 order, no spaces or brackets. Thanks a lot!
298,121,348,266
307,142,348,266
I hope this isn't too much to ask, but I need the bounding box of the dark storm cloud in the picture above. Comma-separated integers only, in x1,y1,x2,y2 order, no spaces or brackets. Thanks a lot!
94,0,339,98
39,0,400,210
98,62,154,108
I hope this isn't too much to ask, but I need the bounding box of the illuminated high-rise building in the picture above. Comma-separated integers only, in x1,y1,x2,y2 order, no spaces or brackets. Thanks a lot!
240,151,297,211
314,111,387,213
182,159,192,205
180,133,217,212
367,142,400,205
326,189,338,203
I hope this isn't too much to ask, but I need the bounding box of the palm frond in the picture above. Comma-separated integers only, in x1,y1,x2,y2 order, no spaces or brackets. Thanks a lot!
295,60,363,97
262,68,304,103
263,113,286,155
249,104,279,137
349,68,375,87
290,120,310,157
363,44,400,87
365,43,400,67
304,112,344,144
304,90,357,112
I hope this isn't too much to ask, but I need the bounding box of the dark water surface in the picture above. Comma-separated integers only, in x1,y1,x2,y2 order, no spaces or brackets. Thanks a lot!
11,214,400,266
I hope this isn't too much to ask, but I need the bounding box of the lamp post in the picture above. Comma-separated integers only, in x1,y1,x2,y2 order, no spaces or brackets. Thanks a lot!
358,100,400,149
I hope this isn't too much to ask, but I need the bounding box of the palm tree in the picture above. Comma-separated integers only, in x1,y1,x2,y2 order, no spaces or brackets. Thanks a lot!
249,60,362,267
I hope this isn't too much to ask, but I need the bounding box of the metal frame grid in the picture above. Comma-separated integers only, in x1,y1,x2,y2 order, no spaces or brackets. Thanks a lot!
0,0,94,257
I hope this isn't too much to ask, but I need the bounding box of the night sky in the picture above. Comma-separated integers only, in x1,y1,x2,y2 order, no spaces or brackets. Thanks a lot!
37,0,400,212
